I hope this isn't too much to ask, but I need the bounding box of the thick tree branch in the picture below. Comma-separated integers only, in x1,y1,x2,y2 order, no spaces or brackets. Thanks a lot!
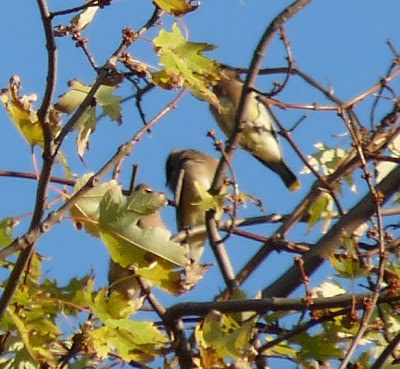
164,291,400,322
262,164,400,298
372,330,400,369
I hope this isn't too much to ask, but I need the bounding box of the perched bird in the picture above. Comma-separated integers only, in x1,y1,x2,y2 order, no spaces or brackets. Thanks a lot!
210,67,300,191
108,183,166,298
165,149,219,264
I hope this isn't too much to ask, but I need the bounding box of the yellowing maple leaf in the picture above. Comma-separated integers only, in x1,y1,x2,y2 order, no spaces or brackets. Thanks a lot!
153,0,198,16
1,76,61,148
152,23,220,106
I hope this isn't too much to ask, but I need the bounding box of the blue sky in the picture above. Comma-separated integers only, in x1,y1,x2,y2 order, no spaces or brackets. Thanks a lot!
1,0,400,314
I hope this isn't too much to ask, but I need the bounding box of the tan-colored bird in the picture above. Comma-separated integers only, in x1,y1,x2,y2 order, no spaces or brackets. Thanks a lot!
108,183,166,298
210,67,300,191
165,149,219,264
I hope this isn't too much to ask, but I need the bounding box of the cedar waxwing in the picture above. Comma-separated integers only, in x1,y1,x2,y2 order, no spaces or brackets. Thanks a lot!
210,67,300,191
108,183,166,298
165,149,219,264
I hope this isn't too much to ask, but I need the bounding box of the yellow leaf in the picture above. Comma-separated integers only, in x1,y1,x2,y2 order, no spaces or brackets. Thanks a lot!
1,76,60,147
153,23,220,106
193,180,225,213
153,0,198,16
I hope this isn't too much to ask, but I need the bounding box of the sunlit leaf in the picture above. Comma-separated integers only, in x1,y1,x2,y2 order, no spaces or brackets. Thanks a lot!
90,288,142,321
135,260,184,295
70,3,99,31
55,80,122,158
311,280,346,298
89,320,168,364
307,192,334,233
192,181,225,212
0,217,15,247
330,254,371,279
263,340,297,360
197,311,257,359
8,303,59,367
99,185,188,268
69,174,118,237
292,332,343,362
105,319,169,345
153,23,219,105
153,0,198,16
301,143,355,192
377,134,400,185
1,76,61,148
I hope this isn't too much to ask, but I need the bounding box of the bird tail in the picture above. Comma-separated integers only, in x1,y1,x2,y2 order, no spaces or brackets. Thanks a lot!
253,156,300,191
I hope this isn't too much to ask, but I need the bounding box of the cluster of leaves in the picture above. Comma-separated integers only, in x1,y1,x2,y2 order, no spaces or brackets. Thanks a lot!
1,77,122,161
0,258,169,367
69,174,208,296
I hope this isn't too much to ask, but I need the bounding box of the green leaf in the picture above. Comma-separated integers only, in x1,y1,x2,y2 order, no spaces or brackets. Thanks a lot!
99,185,188,268
39,275,92,316
0,218,15,247
153,0,198,16
90,288,142,321
55,80,122,122
197,311,257,359
70,177,190,293
135,260,184,295
153,23,219,106
330,254,371,279
377,134,400,183
69,174,118,237
293,332,343,362
55,80,122,158
94,84,123,123
307,193,333,233
192,181,225,213
8,306,59,367
105,319,169,345
264,340,297,360
89,320,168,364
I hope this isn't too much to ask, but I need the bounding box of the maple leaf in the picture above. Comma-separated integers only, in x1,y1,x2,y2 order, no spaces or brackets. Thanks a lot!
152,23,220,106
153,0,198,16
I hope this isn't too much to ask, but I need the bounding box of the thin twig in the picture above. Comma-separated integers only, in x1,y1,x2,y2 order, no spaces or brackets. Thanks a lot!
51,0,100,18
259,307,352,353
337,106,389,368
54,6,163,150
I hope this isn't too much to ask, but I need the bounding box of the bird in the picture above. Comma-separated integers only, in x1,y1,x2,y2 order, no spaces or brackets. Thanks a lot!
108,183,166,298
210,67,300,191
165,149,219,264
